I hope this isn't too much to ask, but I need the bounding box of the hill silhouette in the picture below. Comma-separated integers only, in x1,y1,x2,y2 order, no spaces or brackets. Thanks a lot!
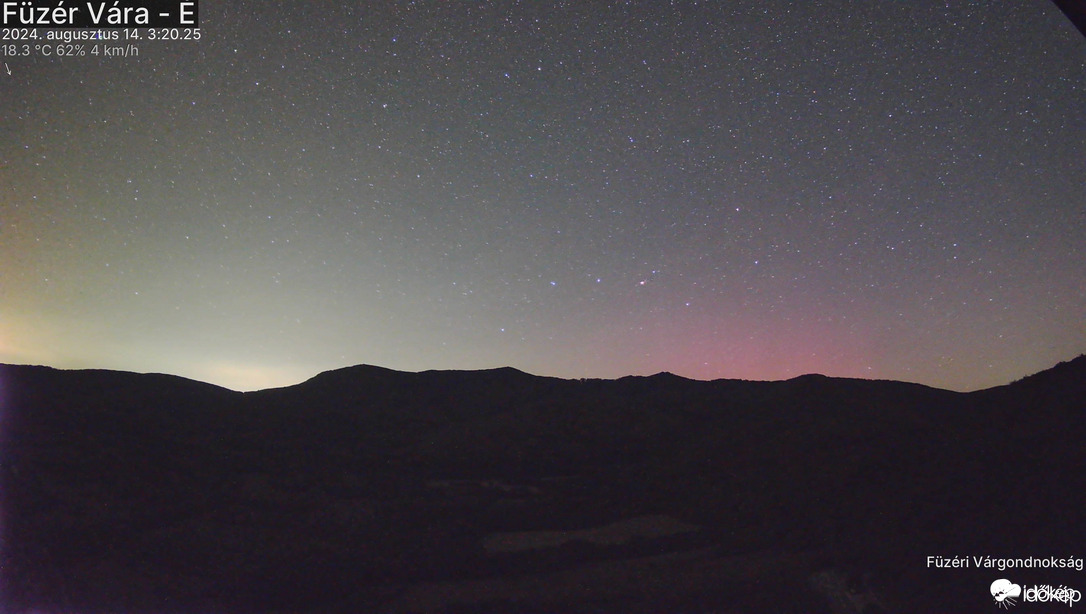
1,357,1084,613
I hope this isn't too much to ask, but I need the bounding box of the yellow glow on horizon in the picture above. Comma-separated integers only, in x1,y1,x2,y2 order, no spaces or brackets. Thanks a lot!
183,360,315,392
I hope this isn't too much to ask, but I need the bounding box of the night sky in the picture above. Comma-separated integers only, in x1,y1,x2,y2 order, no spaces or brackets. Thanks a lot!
1,1,1084,392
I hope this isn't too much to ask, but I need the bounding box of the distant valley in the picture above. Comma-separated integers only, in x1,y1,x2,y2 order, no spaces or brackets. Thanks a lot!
2,357,1083,613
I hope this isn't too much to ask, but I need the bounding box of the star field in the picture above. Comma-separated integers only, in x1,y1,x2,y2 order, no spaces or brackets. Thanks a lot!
1,1,1084,391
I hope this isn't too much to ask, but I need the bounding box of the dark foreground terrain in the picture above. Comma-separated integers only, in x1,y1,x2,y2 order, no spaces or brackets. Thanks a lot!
2,357,1084,613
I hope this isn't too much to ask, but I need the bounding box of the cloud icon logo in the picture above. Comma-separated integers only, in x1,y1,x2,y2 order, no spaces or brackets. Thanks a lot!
991,579,1022,609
